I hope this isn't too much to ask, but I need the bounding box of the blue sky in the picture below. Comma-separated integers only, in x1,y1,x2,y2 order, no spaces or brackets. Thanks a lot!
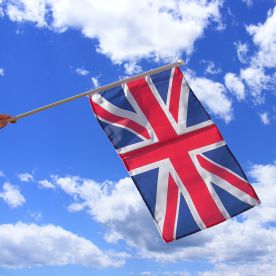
0,0,276,275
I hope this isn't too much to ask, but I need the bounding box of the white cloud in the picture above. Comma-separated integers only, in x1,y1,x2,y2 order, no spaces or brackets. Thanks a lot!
228,10,276,105
91,76,100,88
185,71,233,123
75,68,89,76
38,179,55,189
67,202,85,212
0,0,3,17
0,171,5,178
0,68,4,76
246,7,276,68
200,263,276,276
18,172,34,182
124,61,142,75
6,0,47,27
0,222,125,268
231,7,276,106
247,163,276,224
241,0,253,8
27,211,43,221
4,0,223,63
240,66,271,103
53,176,142,224
202,60,222,75
224,72,245,101
259,112,270,125
139,273,190,276
234,42,249,64
0,182,26,208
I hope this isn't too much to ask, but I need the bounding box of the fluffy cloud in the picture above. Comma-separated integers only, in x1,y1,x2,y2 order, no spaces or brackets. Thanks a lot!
246,7,276,68
18,172,34,182
234,42,249,64
259,112,270,125
0,68,4,76
49,160,276,272
75,68,89,76
38,179,55,189
200,263,276,276
0,222,125,268
91,76,100,88
6,0,47,27
0,0,3,17
202,60,222,75
185,71,233,123
224,72,245,101
124,61,143,75
240,66,271,103
0,182,26,208
241,0,253,8
247,163,276,224
27,211,43,221
3,0,223,63
231,8,276,104
67,202,85,212
53,176,142,224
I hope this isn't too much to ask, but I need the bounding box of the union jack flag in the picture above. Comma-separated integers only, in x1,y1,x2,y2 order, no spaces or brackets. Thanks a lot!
89,67,260,242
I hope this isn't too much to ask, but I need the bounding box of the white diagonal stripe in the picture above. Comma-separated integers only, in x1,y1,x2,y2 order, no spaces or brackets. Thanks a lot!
198,153,249,183
177,76,190,133
95,115,148,141
155,163,170,234
92,92,149,129
189,149,230,220
129,159,167,176
173,190,181,239
200,165,260,206
166,67,175,108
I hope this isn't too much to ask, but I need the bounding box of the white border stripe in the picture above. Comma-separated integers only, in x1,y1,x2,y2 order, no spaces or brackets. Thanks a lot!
177,77,190,132
166,67,175,108
129,159,166,176
173,190,181,239
155,164,170,234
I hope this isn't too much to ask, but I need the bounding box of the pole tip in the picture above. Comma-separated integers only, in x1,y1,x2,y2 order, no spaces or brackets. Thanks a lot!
177,59,185,66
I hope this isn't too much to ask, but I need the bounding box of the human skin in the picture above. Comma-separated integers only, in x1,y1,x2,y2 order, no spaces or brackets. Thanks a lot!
0,114,16,128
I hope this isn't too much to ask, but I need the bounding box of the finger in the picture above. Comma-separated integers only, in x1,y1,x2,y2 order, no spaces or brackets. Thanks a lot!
0,121,8,129
0,114,11,119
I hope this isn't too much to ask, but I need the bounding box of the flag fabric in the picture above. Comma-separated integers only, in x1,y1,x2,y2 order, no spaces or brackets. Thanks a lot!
89,67,260,243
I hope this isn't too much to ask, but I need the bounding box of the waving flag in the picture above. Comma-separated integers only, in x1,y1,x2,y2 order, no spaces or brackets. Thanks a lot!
89,67,260,242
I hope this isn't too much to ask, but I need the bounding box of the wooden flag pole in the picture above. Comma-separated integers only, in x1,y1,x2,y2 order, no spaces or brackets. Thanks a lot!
8,59,184,123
